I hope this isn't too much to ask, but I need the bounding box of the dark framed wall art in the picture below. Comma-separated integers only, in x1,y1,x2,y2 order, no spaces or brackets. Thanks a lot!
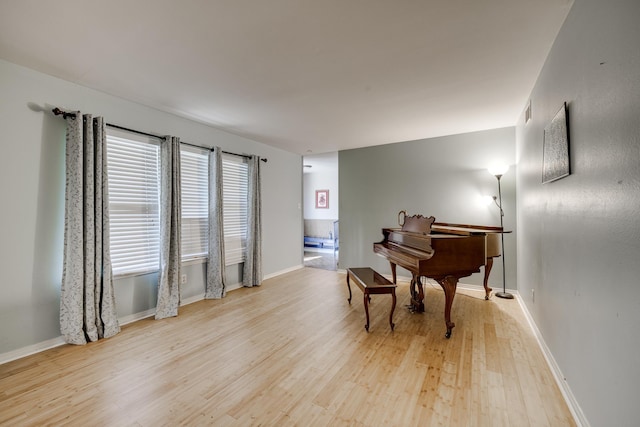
542,102,571,184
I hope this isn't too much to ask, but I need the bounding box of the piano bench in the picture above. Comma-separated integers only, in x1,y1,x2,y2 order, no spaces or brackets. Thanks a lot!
346,267,397,332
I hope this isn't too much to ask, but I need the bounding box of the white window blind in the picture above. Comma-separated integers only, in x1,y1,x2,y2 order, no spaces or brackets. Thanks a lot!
222,154,248,266
180,147,209,261
106,129,161,276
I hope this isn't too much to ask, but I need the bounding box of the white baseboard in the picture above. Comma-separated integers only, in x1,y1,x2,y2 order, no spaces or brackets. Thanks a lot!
224,282,242,293
0,298,199,365
0,336,66,365
515,293,590,427
265,264,304,280
118,308,156,326
0,268,303,366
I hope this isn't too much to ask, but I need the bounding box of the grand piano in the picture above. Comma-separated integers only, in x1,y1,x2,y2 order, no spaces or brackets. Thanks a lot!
373,212,504,338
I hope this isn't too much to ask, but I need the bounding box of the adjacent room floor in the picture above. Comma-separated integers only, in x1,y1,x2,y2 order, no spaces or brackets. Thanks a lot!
304,247,338,271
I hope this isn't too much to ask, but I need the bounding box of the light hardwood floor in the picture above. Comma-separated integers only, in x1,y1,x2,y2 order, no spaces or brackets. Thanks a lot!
0,268,575,426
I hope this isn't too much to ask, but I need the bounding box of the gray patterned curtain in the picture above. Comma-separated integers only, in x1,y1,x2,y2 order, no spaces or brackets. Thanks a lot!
155,136,182,319
60,113,120,344
243,156,262,287
205,148,226,298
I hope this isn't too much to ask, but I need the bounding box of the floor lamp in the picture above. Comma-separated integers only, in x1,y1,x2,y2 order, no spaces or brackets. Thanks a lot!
488,165,513,299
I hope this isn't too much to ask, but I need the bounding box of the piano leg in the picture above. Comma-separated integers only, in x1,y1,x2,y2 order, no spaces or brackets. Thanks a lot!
483,257,494,300
389,262,397,284
416,276,425,312
408,275,415,310
408,274,425,313
437,275,458,339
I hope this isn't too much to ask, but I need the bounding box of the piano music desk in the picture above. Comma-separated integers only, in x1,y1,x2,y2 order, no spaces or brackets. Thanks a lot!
346,267,397,332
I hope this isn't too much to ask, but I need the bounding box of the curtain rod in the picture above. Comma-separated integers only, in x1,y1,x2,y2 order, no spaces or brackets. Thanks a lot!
52,107,267,162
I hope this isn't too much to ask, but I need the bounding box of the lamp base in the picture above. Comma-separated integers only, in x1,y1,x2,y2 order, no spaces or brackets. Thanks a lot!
495,291,514,299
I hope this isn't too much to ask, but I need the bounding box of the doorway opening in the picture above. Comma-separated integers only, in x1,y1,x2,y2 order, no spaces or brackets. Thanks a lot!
303,152,339,271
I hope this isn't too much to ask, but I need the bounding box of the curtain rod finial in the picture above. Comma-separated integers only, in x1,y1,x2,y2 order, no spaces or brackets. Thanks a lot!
52,107,76,119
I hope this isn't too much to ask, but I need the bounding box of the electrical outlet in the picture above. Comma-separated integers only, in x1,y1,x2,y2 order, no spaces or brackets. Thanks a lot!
181,274,187,285
531,288,535,302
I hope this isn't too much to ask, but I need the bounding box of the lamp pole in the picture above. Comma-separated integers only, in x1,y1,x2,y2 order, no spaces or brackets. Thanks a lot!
493,172,513,299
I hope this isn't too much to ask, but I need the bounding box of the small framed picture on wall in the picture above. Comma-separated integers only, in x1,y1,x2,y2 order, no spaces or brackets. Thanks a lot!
315,189,329,209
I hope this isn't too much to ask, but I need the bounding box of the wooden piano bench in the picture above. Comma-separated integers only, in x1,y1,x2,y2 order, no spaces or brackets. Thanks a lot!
346,267,397,332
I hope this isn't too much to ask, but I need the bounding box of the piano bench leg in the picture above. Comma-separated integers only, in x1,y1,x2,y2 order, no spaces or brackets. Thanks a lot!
347,268,397,332
364,292,371,332
389,289,396,331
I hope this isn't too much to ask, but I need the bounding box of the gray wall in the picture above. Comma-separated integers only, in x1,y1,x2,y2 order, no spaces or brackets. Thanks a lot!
339,127,516,290
0,59,303,356
515,0,640,425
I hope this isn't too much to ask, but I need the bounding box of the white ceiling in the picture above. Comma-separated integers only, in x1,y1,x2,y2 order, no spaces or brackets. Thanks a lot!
0,0,572,155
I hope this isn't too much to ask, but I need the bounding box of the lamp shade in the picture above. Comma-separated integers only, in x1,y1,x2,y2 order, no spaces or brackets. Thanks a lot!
488,164,509,176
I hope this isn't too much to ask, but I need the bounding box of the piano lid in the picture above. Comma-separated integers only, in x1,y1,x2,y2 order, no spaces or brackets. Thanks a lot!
432,222,508,235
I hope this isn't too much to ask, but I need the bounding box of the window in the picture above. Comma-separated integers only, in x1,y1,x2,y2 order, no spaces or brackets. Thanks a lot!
106,129,160,276
180,147,209,261
222,154,248,265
